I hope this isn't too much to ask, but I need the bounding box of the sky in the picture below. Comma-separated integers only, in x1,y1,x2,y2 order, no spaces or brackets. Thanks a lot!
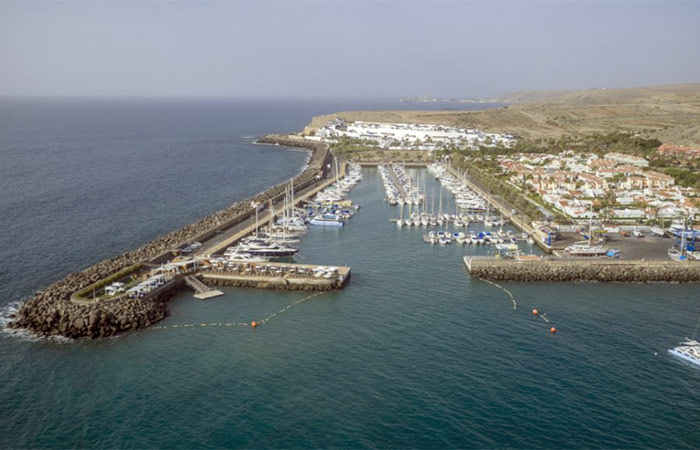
1,0,699,99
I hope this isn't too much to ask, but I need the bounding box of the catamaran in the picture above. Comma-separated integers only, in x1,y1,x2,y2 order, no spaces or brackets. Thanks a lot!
668,339,700,368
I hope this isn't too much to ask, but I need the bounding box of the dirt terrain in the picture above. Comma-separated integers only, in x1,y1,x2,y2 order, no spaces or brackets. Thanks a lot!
304,83,700,145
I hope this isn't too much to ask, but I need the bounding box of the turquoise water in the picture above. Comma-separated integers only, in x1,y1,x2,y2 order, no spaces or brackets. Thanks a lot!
3,166,700,448
2,100,700,448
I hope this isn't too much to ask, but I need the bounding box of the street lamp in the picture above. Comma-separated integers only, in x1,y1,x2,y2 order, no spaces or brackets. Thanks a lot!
251,201,260,237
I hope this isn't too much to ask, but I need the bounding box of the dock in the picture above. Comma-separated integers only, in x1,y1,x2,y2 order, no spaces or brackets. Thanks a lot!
445,163,552,253
203,162,347,256
386,164,408,203
184,275,224,299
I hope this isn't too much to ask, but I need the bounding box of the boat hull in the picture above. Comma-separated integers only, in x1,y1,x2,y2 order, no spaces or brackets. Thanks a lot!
309,219,344,227
668,348,700,368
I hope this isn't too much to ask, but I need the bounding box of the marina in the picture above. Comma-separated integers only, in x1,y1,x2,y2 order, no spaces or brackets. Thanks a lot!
14,144,700,343
75,158,362,304
4,153,700,448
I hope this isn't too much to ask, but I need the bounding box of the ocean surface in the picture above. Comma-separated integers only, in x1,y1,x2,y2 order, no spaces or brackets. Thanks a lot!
1,99,700,449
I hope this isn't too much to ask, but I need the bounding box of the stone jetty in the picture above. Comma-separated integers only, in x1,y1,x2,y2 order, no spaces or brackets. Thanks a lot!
8,136,331,339
465,256,700,283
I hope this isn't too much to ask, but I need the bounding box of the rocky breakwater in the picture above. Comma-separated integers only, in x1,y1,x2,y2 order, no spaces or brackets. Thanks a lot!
8,136,330,339
468,258,700,283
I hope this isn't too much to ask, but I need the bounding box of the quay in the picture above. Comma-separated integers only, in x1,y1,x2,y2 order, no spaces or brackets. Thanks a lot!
201,262,350,291
385,164,408,203
464,256,700,283
70,156,351,303
203,161,347,256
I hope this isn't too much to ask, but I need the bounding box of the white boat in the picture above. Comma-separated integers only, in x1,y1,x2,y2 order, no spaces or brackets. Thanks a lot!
650,226,665,237
565,242,608,256
225,252,270,264
309,213,344,227
669,226,690,261
686,251,700,261
237,239,298,257
668,339,700,368
668,247,688,261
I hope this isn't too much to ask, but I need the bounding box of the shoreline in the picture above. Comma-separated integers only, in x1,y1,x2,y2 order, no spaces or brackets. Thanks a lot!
7,135,332,339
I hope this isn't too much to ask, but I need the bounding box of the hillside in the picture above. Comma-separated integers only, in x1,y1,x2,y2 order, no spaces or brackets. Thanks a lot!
303,83,700,146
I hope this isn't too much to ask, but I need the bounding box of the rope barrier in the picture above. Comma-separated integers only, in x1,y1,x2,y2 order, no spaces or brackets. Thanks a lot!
477,278,558,333
259,292,325,325
147,292,326,331
479,278,517,310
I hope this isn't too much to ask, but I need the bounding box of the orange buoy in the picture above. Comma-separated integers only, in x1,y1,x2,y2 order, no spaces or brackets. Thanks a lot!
251,321,258,328
532,309,539,316
550,327,557,334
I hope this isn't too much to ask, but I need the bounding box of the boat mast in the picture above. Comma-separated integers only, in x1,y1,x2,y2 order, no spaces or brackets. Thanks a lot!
588,203,593,248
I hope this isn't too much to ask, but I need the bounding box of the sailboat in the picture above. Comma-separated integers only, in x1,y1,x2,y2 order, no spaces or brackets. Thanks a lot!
668,230,688,261
565,206,608,256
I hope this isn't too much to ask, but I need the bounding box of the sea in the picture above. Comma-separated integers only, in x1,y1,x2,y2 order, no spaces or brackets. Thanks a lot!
1,98,699,449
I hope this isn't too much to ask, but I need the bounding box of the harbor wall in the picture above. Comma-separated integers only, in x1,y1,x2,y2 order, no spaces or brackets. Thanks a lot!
9,278,183,339
9,135,333,339
465,257,700,282
202,272,348,291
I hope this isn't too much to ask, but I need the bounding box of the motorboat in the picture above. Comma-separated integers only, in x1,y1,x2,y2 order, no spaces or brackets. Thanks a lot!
236,239,298,257
309,213,344,227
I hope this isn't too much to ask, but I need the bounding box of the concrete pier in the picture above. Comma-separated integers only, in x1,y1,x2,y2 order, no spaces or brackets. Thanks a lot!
385,164,408,203
184,275,224,299
201,262,351,291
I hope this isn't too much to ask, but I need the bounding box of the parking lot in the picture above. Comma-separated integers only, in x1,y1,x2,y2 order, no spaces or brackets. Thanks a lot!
553,232,677,260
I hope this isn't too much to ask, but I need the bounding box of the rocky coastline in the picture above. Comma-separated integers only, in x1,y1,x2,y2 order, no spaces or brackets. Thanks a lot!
7,135,329,339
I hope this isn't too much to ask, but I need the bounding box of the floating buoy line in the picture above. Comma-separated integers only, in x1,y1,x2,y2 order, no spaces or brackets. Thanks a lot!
479,278,517,310
148,292,326,331
479,278,558,334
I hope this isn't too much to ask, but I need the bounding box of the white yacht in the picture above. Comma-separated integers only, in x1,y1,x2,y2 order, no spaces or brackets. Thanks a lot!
236,238,298,257
223,247,270,262
668,340,700,368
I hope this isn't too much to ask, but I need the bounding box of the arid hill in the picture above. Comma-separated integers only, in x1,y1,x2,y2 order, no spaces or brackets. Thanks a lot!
304,83,700,146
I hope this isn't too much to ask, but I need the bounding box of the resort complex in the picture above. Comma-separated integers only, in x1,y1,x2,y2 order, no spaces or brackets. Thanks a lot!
497,151,696,221
307,118,517,150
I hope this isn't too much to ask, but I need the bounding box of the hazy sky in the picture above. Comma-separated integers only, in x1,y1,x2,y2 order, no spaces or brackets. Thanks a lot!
1,1,699,98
